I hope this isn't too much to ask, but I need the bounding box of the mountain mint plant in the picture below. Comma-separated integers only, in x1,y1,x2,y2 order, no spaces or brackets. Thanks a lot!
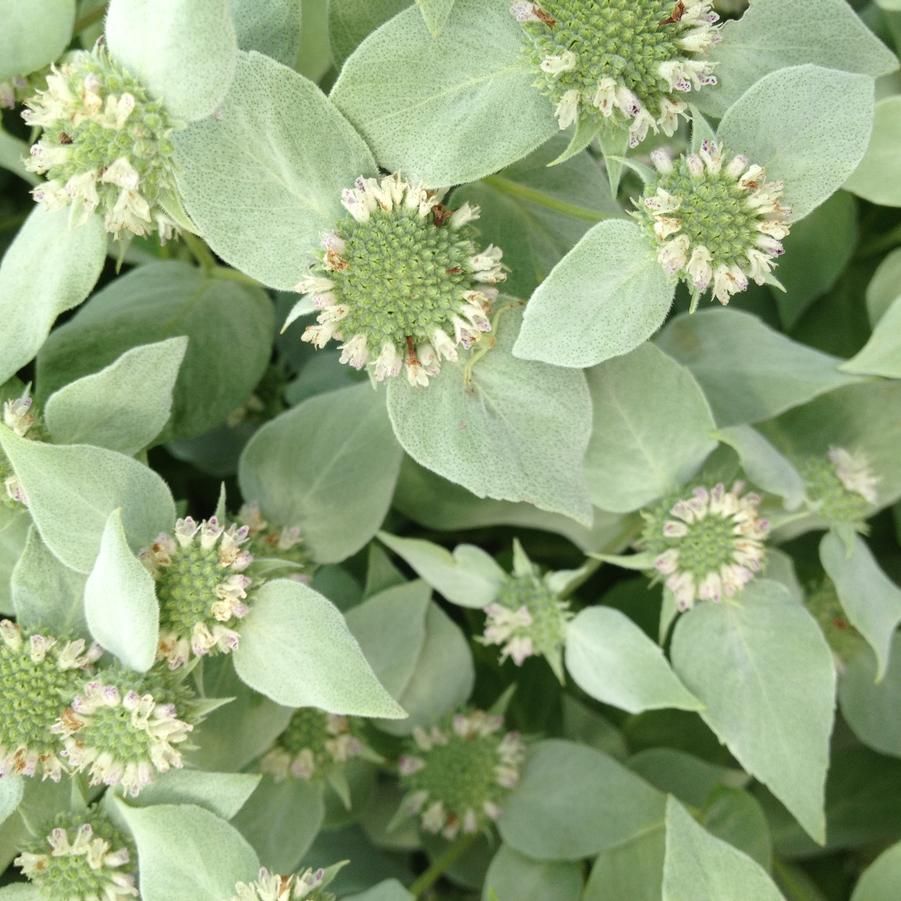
0,0,899,898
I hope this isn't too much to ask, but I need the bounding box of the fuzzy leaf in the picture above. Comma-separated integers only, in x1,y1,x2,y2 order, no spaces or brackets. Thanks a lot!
387,306,593,525
0,0,74,80
565,608,702,715
846,97,901,208
239,384,402,564
851,839,901,901
45,338,187,454
328,0,408,66
841,294,901,379
416,0,454,35
0,778,23,828
584,343,717,513
175,51,376,288
233,579,406,718
128,771,260,821
0,208,106,385
230,0,302,67
716,65,875,222
106,0,238,121
671,580,836,843
0,429,176,574
330,0,557,185
513,220,674,369
484,846,583,901
84,509,159,672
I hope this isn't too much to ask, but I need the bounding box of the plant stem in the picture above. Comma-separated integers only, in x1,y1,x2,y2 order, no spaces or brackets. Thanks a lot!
408,832,478,899
74,3,108,33
482,175,610,223
181,231,217,272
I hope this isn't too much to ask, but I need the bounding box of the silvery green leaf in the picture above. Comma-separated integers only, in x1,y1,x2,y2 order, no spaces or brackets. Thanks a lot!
11,528,87,634
239,384,402,564
498,739,665,861
0,506,30,615
84,509,159,672
847,97,901,207
106,0,238,121
114,801,260,901
866,248,901,325
0,429,176,574
699,789,773,871
328,0,408,66
0,207,106,385
628,748,747,809
841,294,901,379
484,846,583,901
175,51,376,289
0,128,37,185
345,881,414,901
584,343,717,513
698,0,897,118
0,887,39,900
716,65,875,223
763,549,804,605
230,0,302,67
671,580,835,843
513,220,674,369
716,425,806,511
345,580,431,699
363,544,407,599
584,826,665,901
234,777,324,873
820,531,901,681
840,634,901,759
416,0,454,36
0,0,74,80
565,608,702,715
37,261,274,441
0,778,23,829
662,797,783,901
657,309,860,427
388,306,593,525
45,338,187,454
851,839,901,901
377,532,505,608
127,771,260,821
330,0,557,186
374,600,474,736
233,579,406,718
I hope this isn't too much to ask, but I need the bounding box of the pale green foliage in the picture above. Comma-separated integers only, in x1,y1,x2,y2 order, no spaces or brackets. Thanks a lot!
0,0,74,81
846,97,901,207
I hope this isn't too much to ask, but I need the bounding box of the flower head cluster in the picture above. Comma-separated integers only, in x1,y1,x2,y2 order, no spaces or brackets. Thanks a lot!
53,665,198,797
141,516,254,668
642,481,769,610
237,501,310,579
286,172,505,387
398,710,526,839
230,866,336,901
798,447,879,527
512,0,721,146
1,387,47,507
0,620,100,781
15,807,138,901
22,45,177,240
261,707,369,783
635,141,792,306
480,559,571,679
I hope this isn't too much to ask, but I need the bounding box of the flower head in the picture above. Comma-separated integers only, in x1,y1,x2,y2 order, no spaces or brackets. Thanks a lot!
513,1,721,146
397,709,526,840
141,516,254,668
53,665,200,797
22,45,178,241
237,501,310,580
1,386,47,507
0,620,100,781
635,142,791,306
230,866,337,901
15,806,138,900
641,481,769,610
798,447,878,527
479,544,572,679
260,707,370,783
285,173,505,387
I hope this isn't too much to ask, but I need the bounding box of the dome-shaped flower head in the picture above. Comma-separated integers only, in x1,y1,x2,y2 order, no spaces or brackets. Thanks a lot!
641,481,769,610
14,806,137,901
635,141,792,307
140,516,255,668
22,45,178,241
798,447,879,528
237,501,310,580
511,1,721,146
52,664,200,797
398,710,526,840
0,620,101,781
230,866,337,901
284,172,506,387
479,541,572,680
1,387,47,507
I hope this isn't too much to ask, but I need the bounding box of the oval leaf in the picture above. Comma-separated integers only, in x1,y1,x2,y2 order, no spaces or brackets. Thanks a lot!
484,845,583,901
0,0,74,80
841,294,901,379
846,96,901,208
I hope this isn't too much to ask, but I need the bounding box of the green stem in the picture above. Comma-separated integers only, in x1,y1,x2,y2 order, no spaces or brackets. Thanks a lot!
408,832,478,899
181,231,217,272
482,175,610,223
558,557,603,600
74,3,108,33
